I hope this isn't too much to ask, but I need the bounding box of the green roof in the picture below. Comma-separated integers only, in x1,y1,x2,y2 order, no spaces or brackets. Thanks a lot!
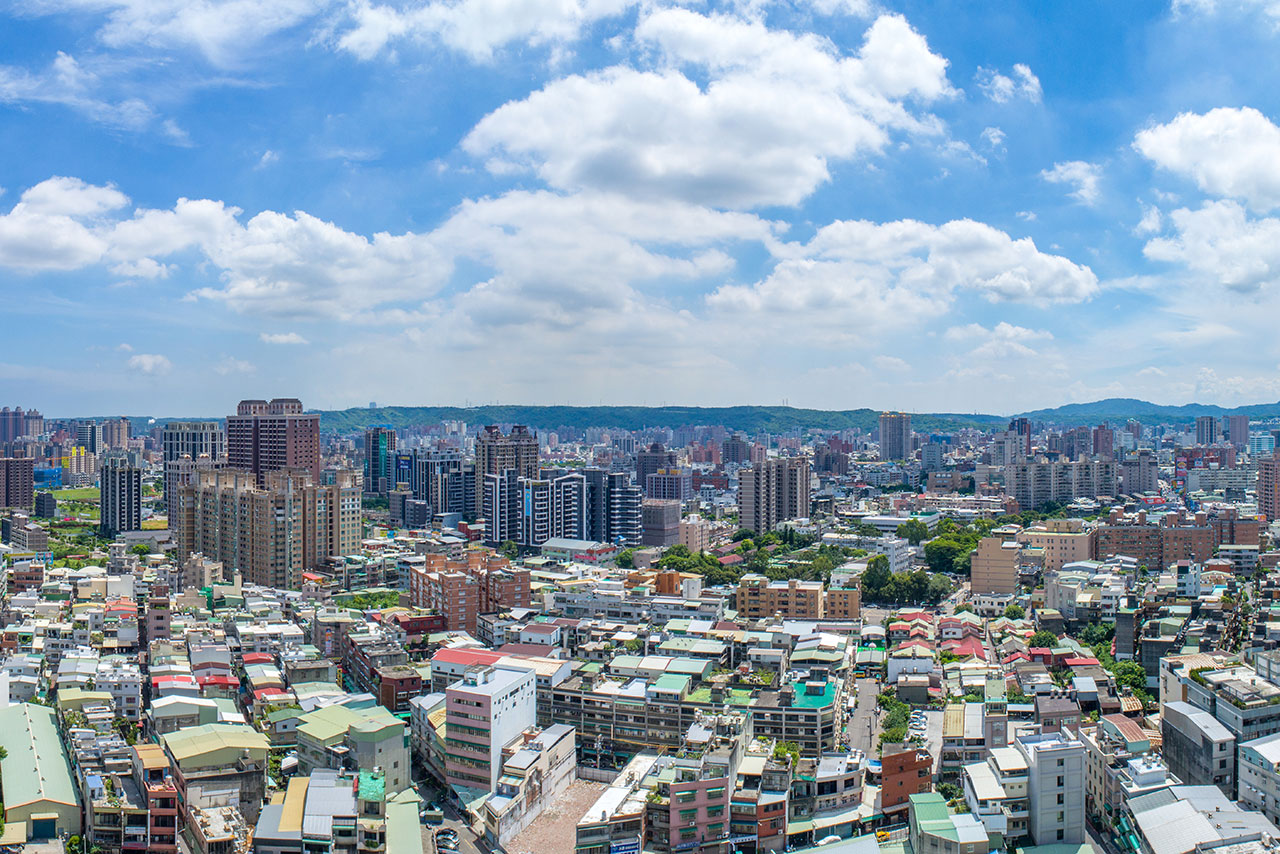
163,723,269,767
0,703,79,810
687,686,753,706
386,789,426,854
909,792,957,840
358,771,386,803
651,673,692,695
296,703,402,745
791,680,838,709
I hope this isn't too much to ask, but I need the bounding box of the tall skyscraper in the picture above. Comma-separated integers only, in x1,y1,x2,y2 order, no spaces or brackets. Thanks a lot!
76,421,104,454
921,443,944,473
0,407,41,442
100,455,142,537
0,456,34,510
738,457,811,534
226,398,320,486
484,468,590,548
1062,426,1092,460
415,448,466,514
1091,424,1115,459
1008,417,1033,456
879,412,912,461
174,468,359,589
101,417,131,449
721,434,751,465
646,468,693,502
473,425,539,517
1195,415,1220,446
363,426,397,494
1119,449,1158,495
1226,414,1250,450
641,498,681,547
1258,456,1280,523
581,468,641,546
636,442,677,493
162,421,227,519
482,469,521,546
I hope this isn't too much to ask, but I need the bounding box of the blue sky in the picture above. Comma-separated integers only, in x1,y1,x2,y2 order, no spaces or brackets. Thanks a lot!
3,0,1280,417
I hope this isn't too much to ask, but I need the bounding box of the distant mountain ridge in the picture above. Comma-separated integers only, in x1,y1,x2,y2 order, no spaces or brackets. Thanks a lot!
104,397,1280,434
1014,397,1280,426
314,405,1007,434
311,398,1280,434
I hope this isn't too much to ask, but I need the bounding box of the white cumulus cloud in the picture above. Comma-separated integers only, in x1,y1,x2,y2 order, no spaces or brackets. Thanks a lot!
128,353,172,374
260,331,309,344
1041,160,1102,205
333,0,634,61
463,10,956,209
975,63,1042,103
1144,200,1280,292
1134,107,1280,212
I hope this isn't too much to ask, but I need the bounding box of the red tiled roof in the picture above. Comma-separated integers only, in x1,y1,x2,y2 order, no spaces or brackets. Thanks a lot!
431,648,504,667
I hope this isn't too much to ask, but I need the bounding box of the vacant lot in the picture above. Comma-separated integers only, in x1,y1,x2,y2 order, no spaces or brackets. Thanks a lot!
53,486,99,501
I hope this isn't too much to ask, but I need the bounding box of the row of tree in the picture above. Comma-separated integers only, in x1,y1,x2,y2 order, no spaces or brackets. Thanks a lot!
859,555,953,605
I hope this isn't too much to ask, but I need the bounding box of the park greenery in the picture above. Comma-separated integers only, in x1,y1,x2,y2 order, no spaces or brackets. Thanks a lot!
859,555,952,605
333,590,402,611
652,537,862,587
878,690,912,746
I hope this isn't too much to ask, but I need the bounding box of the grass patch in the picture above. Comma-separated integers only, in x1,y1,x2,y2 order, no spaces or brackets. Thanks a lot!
52,487,99,502
141,519,167,530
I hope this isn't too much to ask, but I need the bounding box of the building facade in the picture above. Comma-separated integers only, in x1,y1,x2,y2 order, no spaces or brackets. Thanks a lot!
226,398,320,486
174,468,360,589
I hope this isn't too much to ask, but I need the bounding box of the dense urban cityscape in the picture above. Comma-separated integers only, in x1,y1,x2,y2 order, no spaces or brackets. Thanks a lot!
6,1,1280,854
3,401,1280,854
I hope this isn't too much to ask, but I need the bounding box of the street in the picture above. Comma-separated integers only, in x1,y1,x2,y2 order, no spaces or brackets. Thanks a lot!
848,676,882,755
416,778,487,854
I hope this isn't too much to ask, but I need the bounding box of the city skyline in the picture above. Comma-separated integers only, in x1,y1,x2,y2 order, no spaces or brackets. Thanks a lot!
4,2,1280,413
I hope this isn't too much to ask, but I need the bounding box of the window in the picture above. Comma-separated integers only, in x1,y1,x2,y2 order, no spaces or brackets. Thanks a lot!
1057,759,1064,767
1057,794,1064,805
1057,831,1065,841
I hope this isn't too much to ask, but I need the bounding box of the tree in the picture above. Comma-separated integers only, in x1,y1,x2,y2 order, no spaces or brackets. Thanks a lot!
860,555,892,595
499,540,519,559
1078,623,1114,646
616,548,636,569
896,518,929,546
1029,630,1060,649
926,574,953,603
130,543,151,556
924,539,963,574
1003,604,1025,620
954,603,975,614
732,528,756,541
1112,661,1147,693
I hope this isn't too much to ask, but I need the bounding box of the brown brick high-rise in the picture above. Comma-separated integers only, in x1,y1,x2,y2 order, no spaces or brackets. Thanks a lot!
226,398,320,487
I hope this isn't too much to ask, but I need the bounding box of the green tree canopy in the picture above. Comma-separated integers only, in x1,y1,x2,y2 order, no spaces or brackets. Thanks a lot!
1029,630,1060,648
896,518,930,546
1112,661,1147,693
1003,604,1025,620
